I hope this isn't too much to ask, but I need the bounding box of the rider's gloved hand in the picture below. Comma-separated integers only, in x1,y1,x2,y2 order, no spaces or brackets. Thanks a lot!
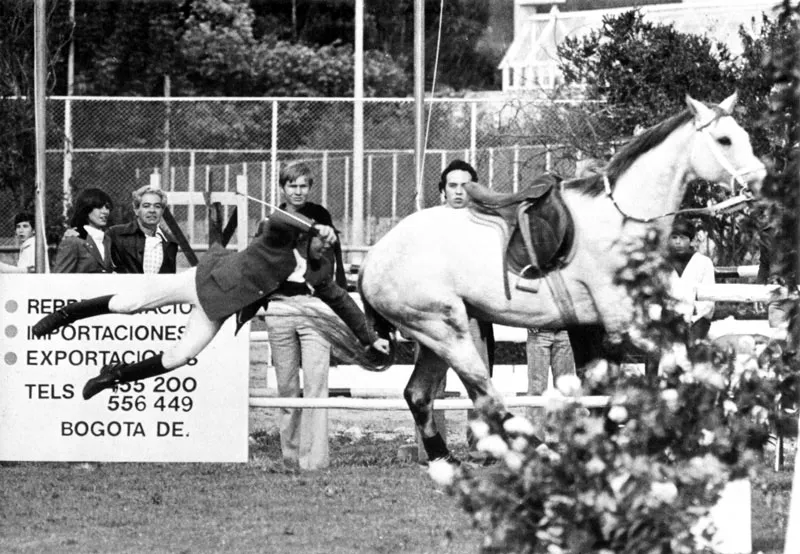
370,338,391,355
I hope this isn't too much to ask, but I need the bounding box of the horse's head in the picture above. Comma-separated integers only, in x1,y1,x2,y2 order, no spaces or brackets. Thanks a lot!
686,92,766,196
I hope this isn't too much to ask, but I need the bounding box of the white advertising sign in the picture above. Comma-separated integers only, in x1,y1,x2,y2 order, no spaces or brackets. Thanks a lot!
0,274,249,462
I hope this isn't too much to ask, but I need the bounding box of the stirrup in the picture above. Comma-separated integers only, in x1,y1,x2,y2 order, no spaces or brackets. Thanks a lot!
515,264,541,293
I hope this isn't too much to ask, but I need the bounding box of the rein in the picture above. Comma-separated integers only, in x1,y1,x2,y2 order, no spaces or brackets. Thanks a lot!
602,113,761,224
602,175,753,224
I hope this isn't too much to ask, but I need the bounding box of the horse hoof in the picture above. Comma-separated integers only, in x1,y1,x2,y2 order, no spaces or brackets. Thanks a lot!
422,454,461,468
443,454,461,466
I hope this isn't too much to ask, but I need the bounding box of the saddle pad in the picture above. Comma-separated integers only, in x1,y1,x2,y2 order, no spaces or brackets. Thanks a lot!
507,188,575,276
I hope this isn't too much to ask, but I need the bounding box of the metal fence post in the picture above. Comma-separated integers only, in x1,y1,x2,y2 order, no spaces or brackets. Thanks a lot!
366,154,373,244
391,152,398,223
344,156,351,244
470,101,477,165
489,147,494,188
188,151,196,240
236,172,249,250
260,161,267,221
321,150,329,207
270,100,279,213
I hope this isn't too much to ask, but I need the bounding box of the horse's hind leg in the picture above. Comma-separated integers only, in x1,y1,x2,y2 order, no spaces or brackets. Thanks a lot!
405,318,510,462
404,344,450,461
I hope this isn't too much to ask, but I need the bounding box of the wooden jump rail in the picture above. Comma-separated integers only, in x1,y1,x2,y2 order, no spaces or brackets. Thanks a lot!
696,283,791,303
248,395,611,410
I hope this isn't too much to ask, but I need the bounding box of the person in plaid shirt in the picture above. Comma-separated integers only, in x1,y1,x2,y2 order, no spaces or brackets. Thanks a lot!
108,185,178,274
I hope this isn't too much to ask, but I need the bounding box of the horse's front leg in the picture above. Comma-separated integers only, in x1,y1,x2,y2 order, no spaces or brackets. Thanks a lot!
576,281,659,377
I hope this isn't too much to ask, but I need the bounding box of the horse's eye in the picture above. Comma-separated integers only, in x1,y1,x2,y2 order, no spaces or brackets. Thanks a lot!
717,136,732,147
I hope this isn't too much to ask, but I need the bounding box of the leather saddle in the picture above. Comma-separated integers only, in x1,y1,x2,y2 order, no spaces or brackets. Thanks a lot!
464,174,574,297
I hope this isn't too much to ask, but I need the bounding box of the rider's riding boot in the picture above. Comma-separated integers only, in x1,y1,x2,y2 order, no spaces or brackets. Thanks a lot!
83,354,171,400
32,295,114,337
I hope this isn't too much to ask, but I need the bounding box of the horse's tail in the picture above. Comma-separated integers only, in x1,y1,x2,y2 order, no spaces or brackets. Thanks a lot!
267,279,396,372
357,271,396,343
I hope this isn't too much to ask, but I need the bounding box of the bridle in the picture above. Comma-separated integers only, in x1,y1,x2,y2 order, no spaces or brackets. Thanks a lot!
694,114,766,193
602,112,764,224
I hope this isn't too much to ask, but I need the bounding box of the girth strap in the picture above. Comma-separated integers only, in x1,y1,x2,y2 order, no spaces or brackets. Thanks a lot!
545,270,579,327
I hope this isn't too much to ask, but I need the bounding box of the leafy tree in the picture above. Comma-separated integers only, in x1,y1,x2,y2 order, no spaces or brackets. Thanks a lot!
554,9,794,266
251,0,504,91
558,9,738,138
71,0,183,96
0,0,72,240
366,0,502,90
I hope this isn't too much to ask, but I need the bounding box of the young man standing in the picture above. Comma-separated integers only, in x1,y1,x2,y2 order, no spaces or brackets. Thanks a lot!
265,162,347,471
436,160,496,460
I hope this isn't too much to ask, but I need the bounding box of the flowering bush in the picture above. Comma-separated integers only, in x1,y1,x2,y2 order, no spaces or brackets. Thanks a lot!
436,229,799,554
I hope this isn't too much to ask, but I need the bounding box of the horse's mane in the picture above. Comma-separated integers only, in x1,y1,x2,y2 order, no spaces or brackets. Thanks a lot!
563,109,696,197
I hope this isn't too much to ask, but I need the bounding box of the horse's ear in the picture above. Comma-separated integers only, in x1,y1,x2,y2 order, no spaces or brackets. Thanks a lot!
718,91,738,114
685,94,714,123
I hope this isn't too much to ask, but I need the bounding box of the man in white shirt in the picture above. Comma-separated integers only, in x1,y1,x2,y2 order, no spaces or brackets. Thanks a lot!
669,219,716,342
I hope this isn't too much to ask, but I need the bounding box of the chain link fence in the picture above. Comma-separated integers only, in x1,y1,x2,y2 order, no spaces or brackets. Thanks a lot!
1,96,599,264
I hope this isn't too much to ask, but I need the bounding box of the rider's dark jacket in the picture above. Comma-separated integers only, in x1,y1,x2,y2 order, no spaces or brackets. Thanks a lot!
194,210,375,345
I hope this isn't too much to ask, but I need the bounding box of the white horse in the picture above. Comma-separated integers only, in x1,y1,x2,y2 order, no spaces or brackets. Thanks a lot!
314,94,766,462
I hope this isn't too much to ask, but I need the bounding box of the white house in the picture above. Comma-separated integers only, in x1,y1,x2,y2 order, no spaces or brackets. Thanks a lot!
499,0,779,92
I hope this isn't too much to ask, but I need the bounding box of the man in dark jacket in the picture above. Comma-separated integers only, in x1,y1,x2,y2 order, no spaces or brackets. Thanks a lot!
108,185,178,273
31,209,390,401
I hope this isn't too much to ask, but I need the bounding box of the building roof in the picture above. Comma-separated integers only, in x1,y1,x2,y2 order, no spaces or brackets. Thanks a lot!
500,0,778,75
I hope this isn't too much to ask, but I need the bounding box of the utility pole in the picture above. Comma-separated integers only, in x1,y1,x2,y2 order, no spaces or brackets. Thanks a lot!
413,0,425,211
62,0,75,220
33,0,48,272
351,0,365,253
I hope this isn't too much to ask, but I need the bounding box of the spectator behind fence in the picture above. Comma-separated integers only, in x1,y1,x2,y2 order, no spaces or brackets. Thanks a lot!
53,188,114,274
437,160,496,460
526,328,576,435
108,185,178,274
691,221,718,264
669,218,716,343
264,162,347,471
14,211,49,273
756,209,793,339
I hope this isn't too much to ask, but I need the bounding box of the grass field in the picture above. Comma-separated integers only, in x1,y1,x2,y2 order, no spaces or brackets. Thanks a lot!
1,339,796,553
1,404,795,554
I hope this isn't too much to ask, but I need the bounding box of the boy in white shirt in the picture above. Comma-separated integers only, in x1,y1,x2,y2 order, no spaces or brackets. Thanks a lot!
14,212,49,273
668,219,715,342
